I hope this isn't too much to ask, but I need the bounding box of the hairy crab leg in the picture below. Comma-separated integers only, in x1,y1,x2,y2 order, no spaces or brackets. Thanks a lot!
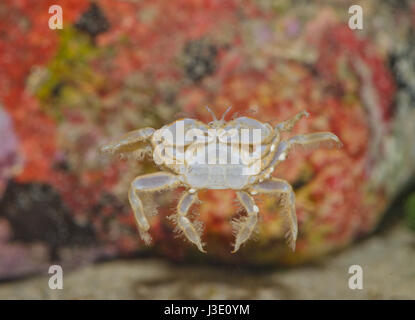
275,110,309,132
232,191,259,253
100,127,155,159
173,191,206,253
129,172,181,244
251,178,298,251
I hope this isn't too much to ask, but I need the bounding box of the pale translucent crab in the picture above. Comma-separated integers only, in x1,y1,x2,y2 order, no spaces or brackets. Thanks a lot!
101,108,342,253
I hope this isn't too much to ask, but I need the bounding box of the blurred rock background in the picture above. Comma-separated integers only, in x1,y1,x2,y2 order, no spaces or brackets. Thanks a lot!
0,0,414,298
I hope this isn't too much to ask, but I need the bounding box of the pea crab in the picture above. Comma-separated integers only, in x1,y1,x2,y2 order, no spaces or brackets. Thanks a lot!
100,107,342,253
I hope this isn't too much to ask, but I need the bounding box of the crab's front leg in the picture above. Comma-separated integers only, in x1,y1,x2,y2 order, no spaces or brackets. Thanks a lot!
232,178,298,253
129,172,181,244
100,127,155,159
171,191,206,253
275,132,342,164
232,191,260,253
285,132,342,150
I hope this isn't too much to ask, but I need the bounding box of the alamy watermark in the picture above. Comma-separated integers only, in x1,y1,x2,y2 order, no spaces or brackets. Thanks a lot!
48,265,63,290
47,4,364,31
348,5,363,30
348,265,363,290
152,122,264,175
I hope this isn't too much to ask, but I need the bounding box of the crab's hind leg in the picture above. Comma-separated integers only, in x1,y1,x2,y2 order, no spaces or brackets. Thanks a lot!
129,172,180,244
232,191,259,253
172,191,206,253
251,178,298,251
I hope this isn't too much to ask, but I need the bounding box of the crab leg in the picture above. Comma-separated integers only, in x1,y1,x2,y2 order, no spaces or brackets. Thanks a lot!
264,132,342,172
129,172,181,244
174,191,206,253
232,191,259,253
286,132,342,150
275,110,309,132
100,127,155,158
282,131,342,157
251,178,298,251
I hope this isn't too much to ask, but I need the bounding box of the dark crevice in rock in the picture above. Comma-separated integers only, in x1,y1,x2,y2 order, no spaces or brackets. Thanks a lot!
183,39,218,83
75,2,110,39
0,181,96,260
